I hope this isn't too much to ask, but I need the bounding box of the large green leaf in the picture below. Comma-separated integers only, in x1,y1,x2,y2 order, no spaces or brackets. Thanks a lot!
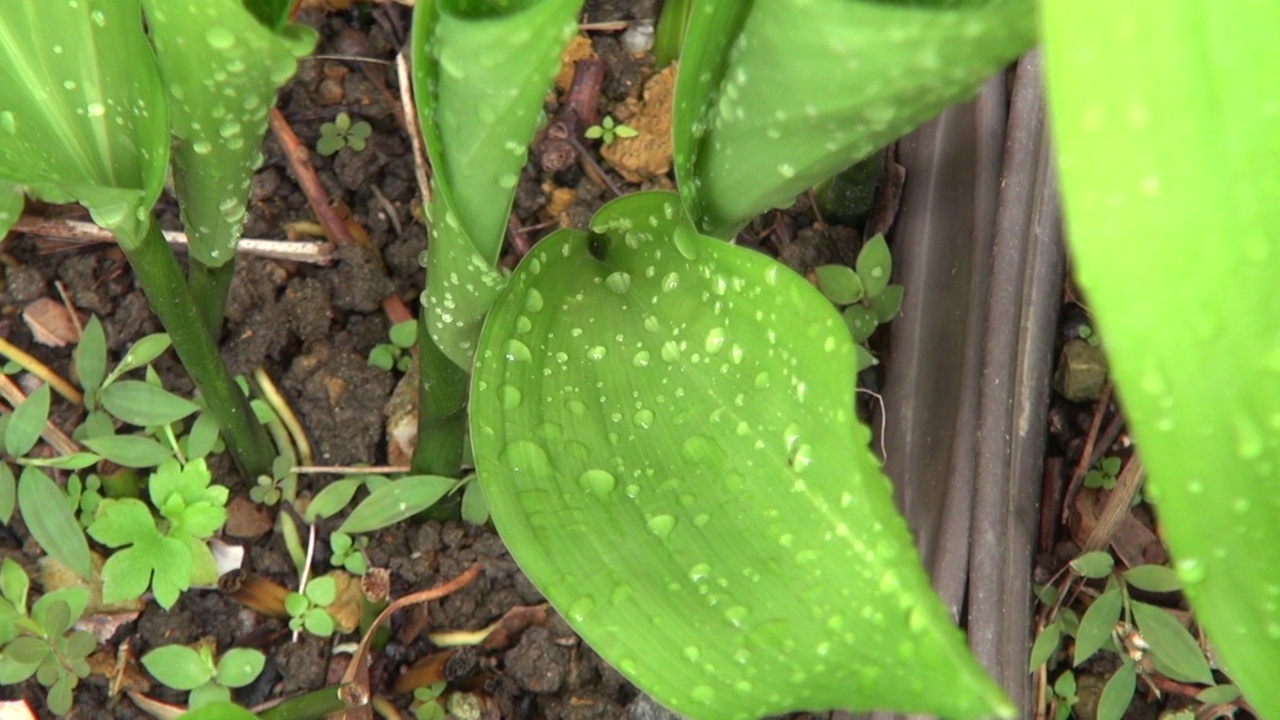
1043,3,1280,716
412,0,582,367
674,0,1036,237
0,0,168,245
141,0,316,267
470,192,1011,719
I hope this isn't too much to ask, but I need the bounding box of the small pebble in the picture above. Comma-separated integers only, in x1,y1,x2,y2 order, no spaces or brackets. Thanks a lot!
621,21,655,54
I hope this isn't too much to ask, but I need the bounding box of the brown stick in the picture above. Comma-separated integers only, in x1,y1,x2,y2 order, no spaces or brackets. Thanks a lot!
11,216,335,265
337,563,483,717
1062,382,1118,523
565,58,605,127
269,107,357,250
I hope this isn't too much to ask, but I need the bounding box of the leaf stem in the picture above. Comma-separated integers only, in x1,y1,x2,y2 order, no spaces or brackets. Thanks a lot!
410,317,468,478
120,218,274,479
187,259,235,338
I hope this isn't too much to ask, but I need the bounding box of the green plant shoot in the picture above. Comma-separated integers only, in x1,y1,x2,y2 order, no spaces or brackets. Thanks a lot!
673,0,1037,237
141,0,316,329
0,559,95,716
0,0,308,479
412,0,582,368
317,112,373,156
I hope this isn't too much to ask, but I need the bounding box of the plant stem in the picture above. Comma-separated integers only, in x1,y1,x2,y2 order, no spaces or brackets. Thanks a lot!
255,686,348,720
120,218,274,479
652,0,691,68
187,258,234,337
410,316,468,478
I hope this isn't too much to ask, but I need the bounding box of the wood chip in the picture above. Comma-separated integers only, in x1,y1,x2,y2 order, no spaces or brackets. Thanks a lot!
22,297,82,347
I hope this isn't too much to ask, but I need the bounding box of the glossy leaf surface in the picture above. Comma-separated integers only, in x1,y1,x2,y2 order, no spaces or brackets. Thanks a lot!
412,0,582,367
674,0,1036,237
471,192,1011,719
1044,3,1280,715
0,0,168,245
141,0,316,267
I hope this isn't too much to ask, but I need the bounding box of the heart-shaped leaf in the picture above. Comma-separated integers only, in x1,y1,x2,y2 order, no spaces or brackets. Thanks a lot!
471,192,1011,719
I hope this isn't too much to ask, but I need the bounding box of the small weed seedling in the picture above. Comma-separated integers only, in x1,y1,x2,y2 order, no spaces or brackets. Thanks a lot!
368,319,418,373
87,457,229,609
0,559,96,715
317,112,373,156
583,115,637,145
1078,323,1102,347
413,681,447,720
286,576,338,637
1030,551,1242,720
813,234,905,371
1085,455,1122,490
141,640,265,710
328,532,368,575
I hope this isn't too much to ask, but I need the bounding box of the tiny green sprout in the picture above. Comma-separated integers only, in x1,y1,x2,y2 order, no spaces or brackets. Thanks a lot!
1085,455,1122,489
250,474,284,506
368,319,418,372
87,457,229,609
317,112,373,156
0,559,96,716
584,115,638,145
64,474,104,528
813,235,904,371
329,532,368,575
413,681,448,720
1051,671,1079,720
1078,323,1102,347
141,640,265,710
285,576,338,637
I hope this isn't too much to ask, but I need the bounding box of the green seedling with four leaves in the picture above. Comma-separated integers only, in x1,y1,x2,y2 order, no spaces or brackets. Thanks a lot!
328,531,368,575
412,681,448,720
584,115,638,145
813,234,905,371
1084,455,1122,490
285,575,338,637
317,112,373,156
141,639,266,710
0,559,96,715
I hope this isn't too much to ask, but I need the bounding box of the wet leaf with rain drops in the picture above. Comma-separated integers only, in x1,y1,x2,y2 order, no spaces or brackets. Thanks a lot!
470,191,1014,720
